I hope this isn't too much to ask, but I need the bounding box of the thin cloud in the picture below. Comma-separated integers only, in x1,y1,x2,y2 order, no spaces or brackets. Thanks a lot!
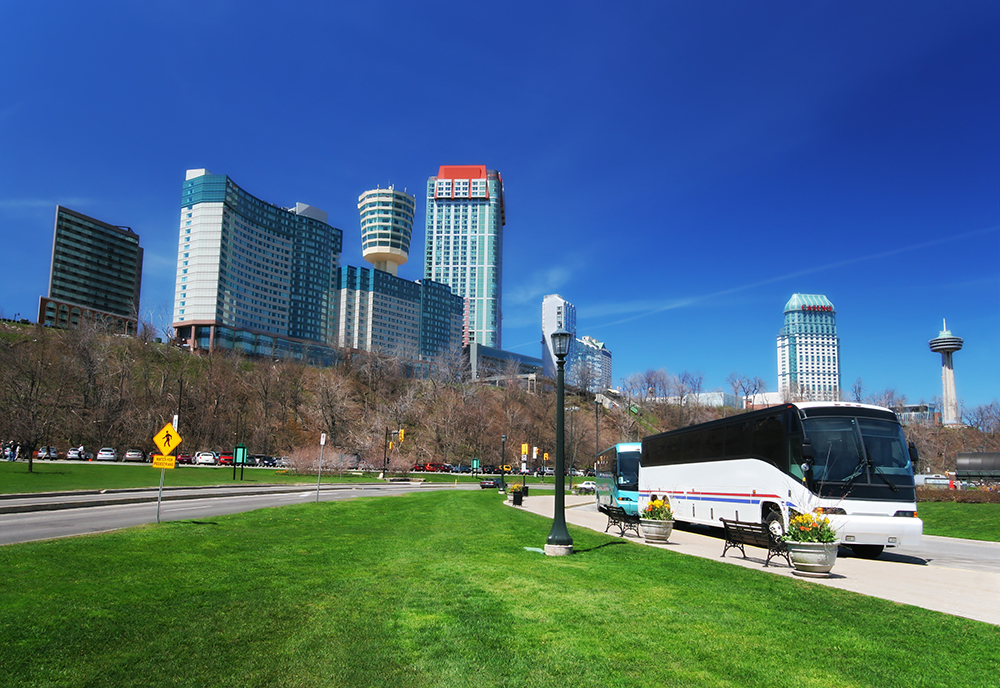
589,224,1000,331
506,265,576,306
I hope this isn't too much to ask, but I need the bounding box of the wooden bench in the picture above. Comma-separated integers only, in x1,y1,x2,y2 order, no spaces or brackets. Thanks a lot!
602,505,641,538
720,518,791,567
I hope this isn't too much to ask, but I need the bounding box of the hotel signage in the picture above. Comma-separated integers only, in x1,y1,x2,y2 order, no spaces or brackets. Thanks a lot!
801,305,833,312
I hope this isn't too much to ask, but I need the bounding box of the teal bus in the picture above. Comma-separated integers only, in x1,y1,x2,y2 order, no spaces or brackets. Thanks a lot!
595,442,641,515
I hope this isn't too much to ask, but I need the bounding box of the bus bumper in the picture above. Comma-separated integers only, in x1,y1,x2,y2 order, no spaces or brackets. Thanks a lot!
833,515,923,548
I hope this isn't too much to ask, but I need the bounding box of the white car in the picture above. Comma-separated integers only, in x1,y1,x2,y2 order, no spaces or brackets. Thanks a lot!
195,451,218,465
96,447,117,462
577,481,597,494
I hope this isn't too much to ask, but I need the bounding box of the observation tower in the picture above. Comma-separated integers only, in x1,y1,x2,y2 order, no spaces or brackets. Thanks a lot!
358,186,415,276
928,320,963,425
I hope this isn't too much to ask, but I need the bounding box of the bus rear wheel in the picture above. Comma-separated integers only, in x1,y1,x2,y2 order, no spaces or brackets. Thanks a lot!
850,545,884,559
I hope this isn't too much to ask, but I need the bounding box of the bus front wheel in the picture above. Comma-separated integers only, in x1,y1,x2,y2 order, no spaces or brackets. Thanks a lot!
763,510,784,537
850,545,884,559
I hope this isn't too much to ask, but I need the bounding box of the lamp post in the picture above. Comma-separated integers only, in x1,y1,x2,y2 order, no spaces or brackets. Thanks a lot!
566,405,579,490
501,434,507,489
545,326,573,556
594,397,601,475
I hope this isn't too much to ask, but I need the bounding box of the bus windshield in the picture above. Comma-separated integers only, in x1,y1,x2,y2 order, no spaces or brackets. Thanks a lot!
618,450,640,490
803,417,912,486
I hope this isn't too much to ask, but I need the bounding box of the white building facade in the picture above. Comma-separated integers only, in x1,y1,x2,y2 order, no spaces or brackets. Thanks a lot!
541,293,577,378
424,165,505,348
777,293,841,401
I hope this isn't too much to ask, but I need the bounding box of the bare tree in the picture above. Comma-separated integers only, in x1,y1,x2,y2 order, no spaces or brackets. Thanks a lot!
850,378,864,403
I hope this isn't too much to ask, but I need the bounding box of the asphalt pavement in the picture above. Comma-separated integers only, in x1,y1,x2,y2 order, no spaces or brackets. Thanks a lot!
516,493,1000,627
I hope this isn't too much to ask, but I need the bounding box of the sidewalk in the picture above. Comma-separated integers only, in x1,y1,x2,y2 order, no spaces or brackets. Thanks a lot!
516,494,1000,627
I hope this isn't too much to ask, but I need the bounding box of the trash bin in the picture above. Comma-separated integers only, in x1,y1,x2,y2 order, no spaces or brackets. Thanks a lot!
522,485,529,498
513,491,523,506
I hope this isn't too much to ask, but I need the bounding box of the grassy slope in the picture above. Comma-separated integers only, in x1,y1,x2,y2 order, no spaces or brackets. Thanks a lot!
918,501,1000,541
0,491,997,687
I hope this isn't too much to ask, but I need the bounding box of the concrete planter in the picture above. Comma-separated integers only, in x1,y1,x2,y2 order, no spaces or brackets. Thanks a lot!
786,541,839,576
639,519,673,543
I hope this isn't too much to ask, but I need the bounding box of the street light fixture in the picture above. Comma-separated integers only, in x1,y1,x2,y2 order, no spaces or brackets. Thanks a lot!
545,325,573,556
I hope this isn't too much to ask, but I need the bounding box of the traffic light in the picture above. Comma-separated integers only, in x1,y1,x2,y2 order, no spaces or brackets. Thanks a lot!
399,429,405,442
389,441,394,450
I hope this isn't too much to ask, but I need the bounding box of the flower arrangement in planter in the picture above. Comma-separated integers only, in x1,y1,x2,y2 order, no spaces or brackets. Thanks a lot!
508,483,523,492
640,495,674,542
785,512,837,543
783,511,839,576
642,497,673,521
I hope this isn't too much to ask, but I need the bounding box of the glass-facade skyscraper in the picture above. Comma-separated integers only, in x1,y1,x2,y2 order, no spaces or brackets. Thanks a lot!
39,205,143,335
172,169,343,361
424,165,505,348
777,293,841,401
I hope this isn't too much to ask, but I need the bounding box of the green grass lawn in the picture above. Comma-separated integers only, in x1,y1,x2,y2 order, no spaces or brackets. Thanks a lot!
919,501,1000,541
0,491,996,687
0,462,494,494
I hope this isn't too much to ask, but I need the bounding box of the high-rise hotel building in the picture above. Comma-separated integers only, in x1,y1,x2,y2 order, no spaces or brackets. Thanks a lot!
39,206,143,335
424,165,505,348
336,184,463,363
541,293,577,378
172,169,342,362
358,186,415,277
777,293,841,401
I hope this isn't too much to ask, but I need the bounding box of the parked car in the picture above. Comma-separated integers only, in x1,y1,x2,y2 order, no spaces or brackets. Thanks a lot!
195,451,218,465
479,478,503,490
218,453,234,466
96,447,118,462
577,481,597,494
123,449,147,462
66,447,93,461
453,464,472,473
35,446,60,459
176,454,194,465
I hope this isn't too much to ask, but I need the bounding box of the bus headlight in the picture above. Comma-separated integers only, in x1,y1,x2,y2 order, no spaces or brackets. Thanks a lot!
893,510,917,518
814,507,846,515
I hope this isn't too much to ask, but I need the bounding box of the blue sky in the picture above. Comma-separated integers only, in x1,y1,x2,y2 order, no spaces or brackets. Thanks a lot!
2,1,997,410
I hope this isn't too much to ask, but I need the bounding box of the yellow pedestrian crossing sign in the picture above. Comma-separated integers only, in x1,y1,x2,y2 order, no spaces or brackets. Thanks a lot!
153,424,182,456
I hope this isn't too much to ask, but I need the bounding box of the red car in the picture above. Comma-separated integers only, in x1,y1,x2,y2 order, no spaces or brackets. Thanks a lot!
176,454,194,465
218,453,234,466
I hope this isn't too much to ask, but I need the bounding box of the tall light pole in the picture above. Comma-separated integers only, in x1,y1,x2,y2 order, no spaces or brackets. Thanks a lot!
566,406,579,490
501,434,507,489
545,326,573,556
594,397,601,474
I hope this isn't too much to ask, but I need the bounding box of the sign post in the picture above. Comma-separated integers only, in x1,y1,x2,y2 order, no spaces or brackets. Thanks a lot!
316,433,327,503
152,423,183,523
235,444,247,481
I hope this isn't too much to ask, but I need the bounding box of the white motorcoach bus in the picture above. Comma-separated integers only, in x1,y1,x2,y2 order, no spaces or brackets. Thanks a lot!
639,402,922,558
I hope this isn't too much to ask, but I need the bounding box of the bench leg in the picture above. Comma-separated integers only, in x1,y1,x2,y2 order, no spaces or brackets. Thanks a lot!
721,541,746,559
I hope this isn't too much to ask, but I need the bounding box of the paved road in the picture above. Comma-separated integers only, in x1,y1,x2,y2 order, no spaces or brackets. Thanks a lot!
0,483,463,546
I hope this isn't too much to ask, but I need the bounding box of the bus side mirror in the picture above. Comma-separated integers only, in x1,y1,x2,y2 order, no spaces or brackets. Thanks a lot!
908,442,918,466
802,439,814,461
